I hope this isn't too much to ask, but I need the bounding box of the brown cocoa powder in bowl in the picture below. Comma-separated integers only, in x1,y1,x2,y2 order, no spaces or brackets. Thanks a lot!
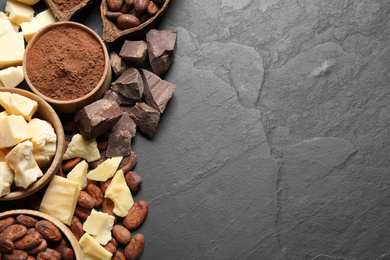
25,25,105,101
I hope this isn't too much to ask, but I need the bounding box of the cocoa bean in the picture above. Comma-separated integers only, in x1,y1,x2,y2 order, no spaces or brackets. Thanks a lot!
102,198,118,223
3,249,28,260
87,183,104,207
100,178,112,194
16,215,38,228
53,238,70,253
120,3,132,14
61,248,75,260
62,158,82,172
0,224,27,241
26,239,47,255
107,0,124,12
124,171,142,192
134,0,149,13
119,152,137,173
0,217,15,233
88,150,108,169
55,166,66,178
14,230,42,250
123,201,148,230
35,220,62,243
73,207,92,221
0,237,14,253
109,237,118,248
97,137,108,151
147,1,158,16
112,225,131,245
70,217,84,241
37,248,61,260
124,233,144,260
117,14,140,29
106,11,123,20
113,250,126,260
103,241,117,255
77,191,96,209
27,256,36,260
125,0,134,6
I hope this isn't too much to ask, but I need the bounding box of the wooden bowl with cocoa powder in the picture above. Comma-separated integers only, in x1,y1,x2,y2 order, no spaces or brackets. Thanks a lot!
23,21,112,114
0,209,83,259
101,0,171,42
0,88,65,201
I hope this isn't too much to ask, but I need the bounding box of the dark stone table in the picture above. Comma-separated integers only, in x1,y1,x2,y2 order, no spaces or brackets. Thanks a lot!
1,1,390,259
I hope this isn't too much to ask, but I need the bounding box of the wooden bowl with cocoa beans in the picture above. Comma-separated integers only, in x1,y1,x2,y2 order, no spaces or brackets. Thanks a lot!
0,209,83,259
101,0,171,42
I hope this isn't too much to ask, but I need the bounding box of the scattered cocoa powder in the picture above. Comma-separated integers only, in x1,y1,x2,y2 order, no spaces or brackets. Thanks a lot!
25,25,105,101
52,0,83,11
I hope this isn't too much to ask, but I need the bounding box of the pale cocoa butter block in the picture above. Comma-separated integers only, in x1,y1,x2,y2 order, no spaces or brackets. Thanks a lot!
63,134,100,162
130,102,160,138
79,233,113,260
111,67,144,103
141,68,176,113
0,161,14,197
5,0,34,26
75,99,122,140
83,209,115,245
87,156,123,182
67,160,89,189
105,169,134,217
110,52,126,76
146,28,177,76
119,40,148,66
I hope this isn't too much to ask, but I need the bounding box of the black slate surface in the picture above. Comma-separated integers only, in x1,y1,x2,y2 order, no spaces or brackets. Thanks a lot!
1,0,390,259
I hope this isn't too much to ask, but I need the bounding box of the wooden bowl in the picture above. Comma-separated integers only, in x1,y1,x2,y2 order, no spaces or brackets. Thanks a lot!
0,209,83,259
0,88,65,201
23,21,112,114
101,0,171,42
44,0,94,21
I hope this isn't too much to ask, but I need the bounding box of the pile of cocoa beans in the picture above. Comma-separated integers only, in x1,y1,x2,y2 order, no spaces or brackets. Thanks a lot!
0,215,75,260
105,0,166,29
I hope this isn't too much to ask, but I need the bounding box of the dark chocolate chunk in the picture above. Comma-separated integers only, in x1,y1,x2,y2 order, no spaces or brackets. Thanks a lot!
146,28,177,76
103,89,136,106
106,130,133,157
119,40,148,66
110,52,127,76
141,69,176,113
112,112,137,136
111,67,144,102
75,99,122,140
129,102,160,138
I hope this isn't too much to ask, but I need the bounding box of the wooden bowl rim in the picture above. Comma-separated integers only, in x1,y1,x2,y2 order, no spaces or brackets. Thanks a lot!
101,0,171,42
23,21,110,105
0,88,65,201
0,209,83,259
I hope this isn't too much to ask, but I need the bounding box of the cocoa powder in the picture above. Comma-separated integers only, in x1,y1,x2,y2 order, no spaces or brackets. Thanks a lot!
52,0,83,11
25,25,105,101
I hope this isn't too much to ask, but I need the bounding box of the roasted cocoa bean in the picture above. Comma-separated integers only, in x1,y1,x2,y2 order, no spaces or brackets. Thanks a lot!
113,250,126,260
2,249,28,260
26,239,47,255
123,201,148,230
119,152,137,174
112,225,131,245
107,0,124,11
134,0,149,13
61,248,75,260
70,217,84,241
147,1,158,15
103,242,117,255
124,233,144,260
35,220,62,242
109,237,118,248
120,3,133,13
55,167,66,178
125,0,134,6
0,224,27,241
16,215,38,228
37,248,61,260
117,14,140,29
62,158,82,172
97,137,108,151
53,238,70,253
73,207,92,221
124,171,142,192
88,151,108,169
0,217,15,233
0,237,14,253
106,11,123,20
14,230,42,250
87,183,104,207
77,191,96,209
102,198,118,223
100,178,112,194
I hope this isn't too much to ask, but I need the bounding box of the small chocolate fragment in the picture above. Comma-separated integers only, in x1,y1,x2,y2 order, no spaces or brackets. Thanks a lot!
104,89,137,106
119,40,148,66
75,99,122,140
129,102,160,138
111,68,144,103
146,28,177,76
141,69,176,113
110,52,127,76
106,113,137,157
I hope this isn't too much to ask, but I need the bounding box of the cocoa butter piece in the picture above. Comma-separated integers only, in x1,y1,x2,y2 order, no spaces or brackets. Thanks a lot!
111,68,144,102
119,40,148,66
110,52,127,76
75,99,122,140
129,102,160,138
146,28,177,76
141,69,176,113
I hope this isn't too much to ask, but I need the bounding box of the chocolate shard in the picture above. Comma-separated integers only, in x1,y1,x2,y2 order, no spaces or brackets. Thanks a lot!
141,69,176,113
103,89,136,106
110,52,127,76
112,112,137,136
75,99,122,140
146,28,178,76
111,67,144,102
130,102,160,138
106,112,137,157
119,40,148,66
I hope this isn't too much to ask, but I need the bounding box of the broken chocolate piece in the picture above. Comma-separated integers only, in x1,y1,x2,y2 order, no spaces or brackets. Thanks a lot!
110,52,127,76
103,89,136,106
141,69,176,113
146,28,177,76
112,112,137,136
75,99,122,140
130,102,160,138
119,40,148,66
106,112,137,157
111,67,144,103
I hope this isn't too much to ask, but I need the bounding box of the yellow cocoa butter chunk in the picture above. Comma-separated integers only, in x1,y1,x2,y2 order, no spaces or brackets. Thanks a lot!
105,170,134,217
0,111,10,119
67,160,89,189
20,9,56,42
5,0,34,26
79,233,113,260
39,175,81,225
0,161,14,197
87,156,123,182
0,28,24,69
29,118,57,168
83,209,115,245
5,140,43,189
0,66,24,88
0,92,38,120
0,12,19,32
16,0,40,5
63,134,100,162
0,115,32,149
